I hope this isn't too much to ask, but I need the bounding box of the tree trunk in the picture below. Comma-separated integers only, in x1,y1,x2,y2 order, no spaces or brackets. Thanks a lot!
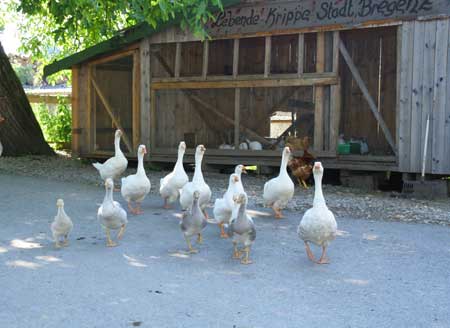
0,42,53,156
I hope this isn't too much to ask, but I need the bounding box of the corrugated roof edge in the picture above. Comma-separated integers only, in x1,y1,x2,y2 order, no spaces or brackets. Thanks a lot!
43,0,241,77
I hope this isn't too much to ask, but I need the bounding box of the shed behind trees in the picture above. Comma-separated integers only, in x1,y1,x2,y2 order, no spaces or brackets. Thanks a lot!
44,0,450,175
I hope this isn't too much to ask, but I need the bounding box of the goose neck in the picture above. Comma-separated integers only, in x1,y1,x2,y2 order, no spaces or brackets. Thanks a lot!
313,174,326,207
114,135,122,156
174,148,185,170
56,207,65,219
104,187,113,204
279,152,289,175
193,154,204,182
136,152,146,176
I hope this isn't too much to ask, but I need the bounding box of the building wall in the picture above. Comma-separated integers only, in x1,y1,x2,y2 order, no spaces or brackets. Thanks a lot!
398,18,450,174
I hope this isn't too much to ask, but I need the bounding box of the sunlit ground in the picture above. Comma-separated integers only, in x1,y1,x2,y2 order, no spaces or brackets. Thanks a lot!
0,173,449,328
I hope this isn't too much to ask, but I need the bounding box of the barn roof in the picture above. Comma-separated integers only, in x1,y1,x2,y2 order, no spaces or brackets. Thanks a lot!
43,0,240,77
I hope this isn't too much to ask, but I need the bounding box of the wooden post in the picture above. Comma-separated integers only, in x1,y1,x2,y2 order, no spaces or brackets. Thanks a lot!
140,39,151,149
174,42,181,78
298,33,304,76
314,32,325,151
233,39,239,78
332,31,340,74
202,40,209,80
87,65,95,152
329,31,340,153
264,36,271,78
339,39,397,155
234,88,241,148
71,67,80,156
132,50,140,151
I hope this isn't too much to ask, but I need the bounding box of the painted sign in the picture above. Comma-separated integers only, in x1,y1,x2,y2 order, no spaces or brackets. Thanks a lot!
206,0,450,35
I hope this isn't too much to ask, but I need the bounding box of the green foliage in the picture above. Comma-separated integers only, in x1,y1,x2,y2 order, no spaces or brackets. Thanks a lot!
12,62,35,85
33,99,72,149
4,0,224,75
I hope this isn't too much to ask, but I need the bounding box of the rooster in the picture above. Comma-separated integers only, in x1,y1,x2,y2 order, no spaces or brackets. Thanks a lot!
287,136,315,189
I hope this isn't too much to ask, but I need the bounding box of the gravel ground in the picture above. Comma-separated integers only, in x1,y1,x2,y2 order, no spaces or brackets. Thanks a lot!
0,153,449,226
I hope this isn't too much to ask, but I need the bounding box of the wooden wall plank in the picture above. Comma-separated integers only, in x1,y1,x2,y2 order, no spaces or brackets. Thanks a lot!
233,39,239,78
420,21,436,173
264,36,271,77
445,20,450,173
431,19,449,174
298,34,304,76
174,42,181,78
409,21,425,172
234,88,241,147
397,22,414,172
329,83,341,153
150,88,156,150
202,40,209,79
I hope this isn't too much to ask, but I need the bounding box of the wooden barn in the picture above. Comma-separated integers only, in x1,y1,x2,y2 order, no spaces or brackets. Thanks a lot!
44,0,450,176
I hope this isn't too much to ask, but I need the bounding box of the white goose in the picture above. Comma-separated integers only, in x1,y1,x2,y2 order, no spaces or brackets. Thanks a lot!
233,164,247,195
98,178,128,247
92,129,128,184
50,199,73,248
121,145,151,215
160,141,189,208
213,173,240,238
263,147,294,218
298,162,337,264
179,145,211,217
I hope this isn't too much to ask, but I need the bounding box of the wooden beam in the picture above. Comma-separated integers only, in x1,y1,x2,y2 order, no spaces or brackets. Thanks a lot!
298,33,304,77
152,75,338,90
264,36,271,78
339,39,397,155
140,39,151,148
91,77,133,152
202,40,209,79
314,32,325,151
26,94,70,104
233,39,239,78
174,42,181,78
234,88,240,147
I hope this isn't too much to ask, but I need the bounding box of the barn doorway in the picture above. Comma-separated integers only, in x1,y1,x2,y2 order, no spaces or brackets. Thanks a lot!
339,26,397,156
88,50,139,154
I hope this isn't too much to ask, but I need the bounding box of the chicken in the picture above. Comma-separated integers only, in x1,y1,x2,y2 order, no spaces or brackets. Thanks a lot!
287,136,315,189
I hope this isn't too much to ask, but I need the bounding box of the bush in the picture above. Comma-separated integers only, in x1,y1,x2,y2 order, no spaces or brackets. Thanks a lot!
33,99,72,149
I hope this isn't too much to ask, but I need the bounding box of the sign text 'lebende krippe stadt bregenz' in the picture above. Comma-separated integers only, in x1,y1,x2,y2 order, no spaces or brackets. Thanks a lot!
206,0,450,35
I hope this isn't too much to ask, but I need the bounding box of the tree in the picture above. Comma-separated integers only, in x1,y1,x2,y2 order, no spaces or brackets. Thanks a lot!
0,42,53,156
2,0,225,74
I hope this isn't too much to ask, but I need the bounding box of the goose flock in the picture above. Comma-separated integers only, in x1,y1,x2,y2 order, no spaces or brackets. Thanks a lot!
51,129,337,265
